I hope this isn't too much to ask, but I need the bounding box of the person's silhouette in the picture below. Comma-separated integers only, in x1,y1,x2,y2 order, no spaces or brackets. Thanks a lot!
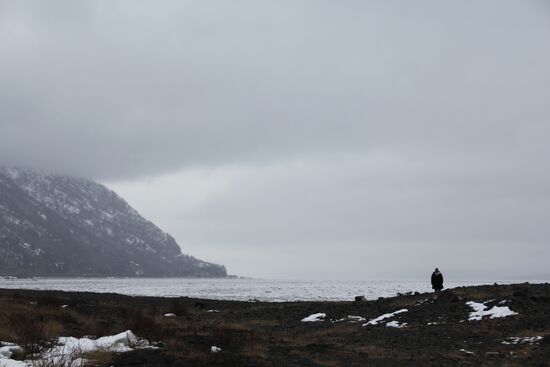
431,268,444,292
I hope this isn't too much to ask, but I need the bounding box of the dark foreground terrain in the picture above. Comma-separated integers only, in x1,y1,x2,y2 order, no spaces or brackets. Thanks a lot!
1,283,549,366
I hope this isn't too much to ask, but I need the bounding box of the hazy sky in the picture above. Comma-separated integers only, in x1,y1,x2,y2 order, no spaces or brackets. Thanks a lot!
1,1,550,279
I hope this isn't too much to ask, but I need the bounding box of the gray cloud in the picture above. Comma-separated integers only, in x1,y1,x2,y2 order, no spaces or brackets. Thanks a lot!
2,0,550,278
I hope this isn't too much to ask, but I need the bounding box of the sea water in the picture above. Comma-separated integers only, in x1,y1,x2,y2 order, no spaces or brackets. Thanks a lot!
0,278,533,302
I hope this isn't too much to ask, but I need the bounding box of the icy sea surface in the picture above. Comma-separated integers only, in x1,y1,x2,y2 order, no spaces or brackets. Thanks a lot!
0,278,534,302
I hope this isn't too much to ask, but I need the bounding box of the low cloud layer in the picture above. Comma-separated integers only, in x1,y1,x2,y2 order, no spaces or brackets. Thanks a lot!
2,1,550,278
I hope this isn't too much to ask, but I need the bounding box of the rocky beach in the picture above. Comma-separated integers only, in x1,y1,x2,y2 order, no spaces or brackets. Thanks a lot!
1,283,549,366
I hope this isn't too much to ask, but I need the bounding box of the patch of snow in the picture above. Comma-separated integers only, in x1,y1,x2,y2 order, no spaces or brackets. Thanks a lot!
363,309,408,326
460,348,475,355
301,313,326,322
61,305,69,309
144,244,157,253
502,336,543,345
0,345,23,359
334,315,366,323
0,331,152,367
100,211,114,220
466,301,518,321
164,313,176,318
210,346,222,353
415,299,429,306
386,320,407,328
54,330,143,355
206,310,219,313
65,205,80,214
5,217,21,225
0,358,27,367
84,220,94,227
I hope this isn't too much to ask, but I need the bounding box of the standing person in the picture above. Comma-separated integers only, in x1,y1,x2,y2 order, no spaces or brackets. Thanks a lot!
431,268,444,292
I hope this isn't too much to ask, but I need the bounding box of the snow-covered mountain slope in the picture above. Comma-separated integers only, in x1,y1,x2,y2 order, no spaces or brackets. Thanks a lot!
0,167,226,277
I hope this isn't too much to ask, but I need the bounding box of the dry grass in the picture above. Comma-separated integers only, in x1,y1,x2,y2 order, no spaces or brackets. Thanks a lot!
241,342,269,360
0,297,62,356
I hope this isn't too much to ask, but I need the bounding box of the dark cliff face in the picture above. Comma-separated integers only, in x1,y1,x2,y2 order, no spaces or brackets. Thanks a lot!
0,168,226,277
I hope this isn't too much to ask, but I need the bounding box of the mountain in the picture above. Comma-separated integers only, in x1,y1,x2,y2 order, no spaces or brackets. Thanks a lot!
0,167,226,277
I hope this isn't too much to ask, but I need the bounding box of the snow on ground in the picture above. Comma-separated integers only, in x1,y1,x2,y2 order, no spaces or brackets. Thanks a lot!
415,299,429,306
210,346,222,353
502,336,543,345
363,309,408,326
334,315,366,323
164,313,176,317
301,313,326,322
54,330,142,354
0,331,152,367
0,345,26,367
466,301,518,321
0,359,27,367
0,346,23,359
386,320,407,328
459,348,475,355
0,348,25,367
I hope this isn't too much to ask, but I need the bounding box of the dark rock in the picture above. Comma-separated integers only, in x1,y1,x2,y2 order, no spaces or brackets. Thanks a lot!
354,296,367,302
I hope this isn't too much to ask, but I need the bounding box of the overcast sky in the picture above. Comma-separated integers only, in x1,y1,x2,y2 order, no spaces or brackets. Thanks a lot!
1,1,550,280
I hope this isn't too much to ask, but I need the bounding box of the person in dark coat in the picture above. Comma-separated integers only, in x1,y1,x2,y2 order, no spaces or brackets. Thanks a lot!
431,268,444,292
